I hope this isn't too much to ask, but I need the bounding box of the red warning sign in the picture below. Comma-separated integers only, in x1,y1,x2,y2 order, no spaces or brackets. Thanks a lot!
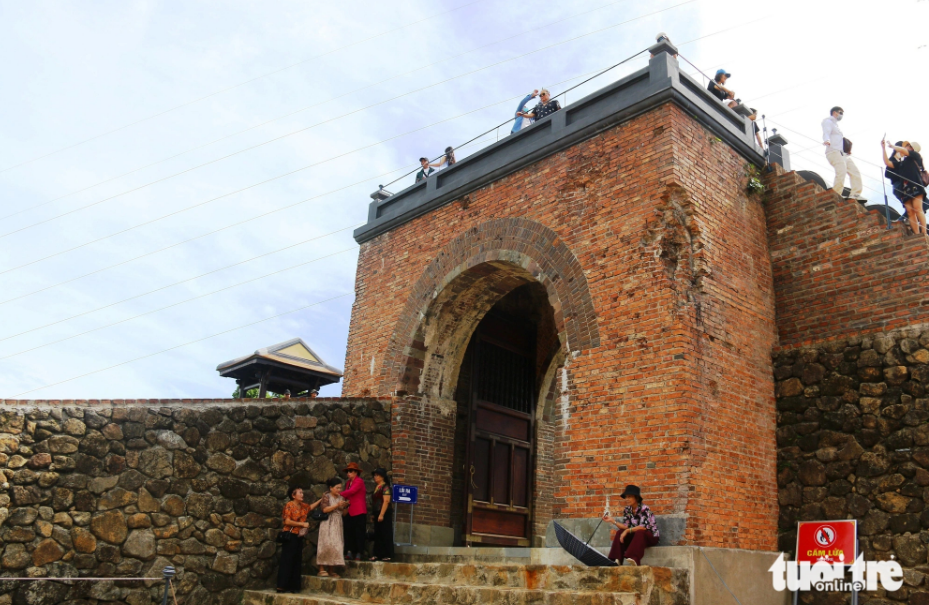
796,520,857,565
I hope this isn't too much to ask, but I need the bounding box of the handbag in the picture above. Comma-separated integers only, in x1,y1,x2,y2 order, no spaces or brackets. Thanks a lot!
843,137,853,154
275,531,294,544
917,157,929,186
311,507,329,522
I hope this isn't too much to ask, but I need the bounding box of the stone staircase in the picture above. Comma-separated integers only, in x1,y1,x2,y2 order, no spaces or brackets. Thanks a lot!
242,559,689,605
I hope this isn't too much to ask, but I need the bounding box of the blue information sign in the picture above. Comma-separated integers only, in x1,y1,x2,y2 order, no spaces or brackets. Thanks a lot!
392,484,418,504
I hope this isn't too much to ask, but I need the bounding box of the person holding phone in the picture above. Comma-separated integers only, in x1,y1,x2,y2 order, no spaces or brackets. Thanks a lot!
511,90,539,134
518,89,561,122
882,139,927,236
602,485,659,566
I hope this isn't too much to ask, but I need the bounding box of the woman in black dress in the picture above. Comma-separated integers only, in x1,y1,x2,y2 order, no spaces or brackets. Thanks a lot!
369,468,394,561
882,140,926,236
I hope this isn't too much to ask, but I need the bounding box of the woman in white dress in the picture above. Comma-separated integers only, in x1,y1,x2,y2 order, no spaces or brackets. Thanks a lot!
316,477,349,577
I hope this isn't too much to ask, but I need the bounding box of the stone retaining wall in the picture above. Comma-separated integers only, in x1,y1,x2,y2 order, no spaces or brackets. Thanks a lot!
0,398,390,605
775,327,929,604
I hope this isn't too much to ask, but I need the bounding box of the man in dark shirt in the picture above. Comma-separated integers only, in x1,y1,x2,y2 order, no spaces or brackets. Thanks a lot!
518,89,561,122
415,157,434,183
707,69,736,108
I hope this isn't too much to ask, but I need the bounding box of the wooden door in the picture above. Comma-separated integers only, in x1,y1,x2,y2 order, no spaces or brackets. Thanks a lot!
464,316,535,547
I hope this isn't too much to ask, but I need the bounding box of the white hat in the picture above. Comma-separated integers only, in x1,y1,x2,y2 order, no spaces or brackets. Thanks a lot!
911,142,922,153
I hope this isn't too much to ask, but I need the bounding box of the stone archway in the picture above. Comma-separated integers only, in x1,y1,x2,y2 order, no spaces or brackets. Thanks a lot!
378,217,600,398
381,218,599,545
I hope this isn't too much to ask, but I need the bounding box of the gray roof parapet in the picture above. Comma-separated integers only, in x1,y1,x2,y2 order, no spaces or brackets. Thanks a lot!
354,42,766,244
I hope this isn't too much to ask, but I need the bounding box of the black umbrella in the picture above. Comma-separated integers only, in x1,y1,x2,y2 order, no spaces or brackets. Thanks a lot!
553,522,618,567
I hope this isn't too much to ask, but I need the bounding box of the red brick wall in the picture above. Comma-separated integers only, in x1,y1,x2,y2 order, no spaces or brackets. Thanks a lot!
765,169,929,352
343,103,780,549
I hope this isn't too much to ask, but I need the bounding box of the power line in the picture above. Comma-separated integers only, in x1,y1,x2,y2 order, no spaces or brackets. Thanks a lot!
0,0,646,222
5,17,789,395
1,46,650,345
0,65,621,305
1,16,774,300
0,0,488,174
8,292,354,398
0,225,362,340
0,247,358,361
0,90,544,275
0,0,696,241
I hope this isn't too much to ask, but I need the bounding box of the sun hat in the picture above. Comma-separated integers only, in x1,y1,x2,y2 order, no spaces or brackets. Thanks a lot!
343,462,363,473
620,485,642,499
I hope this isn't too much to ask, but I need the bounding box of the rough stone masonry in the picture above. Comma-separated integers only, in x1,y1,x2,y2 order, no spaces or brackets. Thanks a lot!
0,398,389,605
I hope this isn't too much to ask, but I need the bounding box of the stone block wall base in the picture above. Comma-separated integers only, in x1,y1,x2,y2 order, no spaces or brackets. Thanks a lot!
644,546,788,605
393,522,455,547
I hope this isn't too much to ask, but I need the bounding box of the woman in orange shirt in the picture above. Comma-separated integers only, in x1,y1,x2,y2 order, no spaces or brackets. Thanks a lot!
277,486,322,593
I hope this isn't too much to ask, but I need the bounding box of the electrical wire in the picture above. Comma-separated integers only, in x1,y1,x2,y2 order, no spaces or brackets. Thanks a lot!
4,17,793,395
9,292,354,398
3,19,783,355
0,61,639,305
1,16,777,310
0,0,489,174
0,0,696,240
0,88,561,275
381,47,651,188
0,225,362,340
768,118,927,191
0,247,358,361
0,0,649,222
675,52,918,198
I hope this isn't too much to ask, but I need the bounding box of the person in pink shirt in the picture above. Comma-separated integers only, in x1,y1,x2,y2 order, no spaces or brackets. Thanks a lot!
341,462,368,560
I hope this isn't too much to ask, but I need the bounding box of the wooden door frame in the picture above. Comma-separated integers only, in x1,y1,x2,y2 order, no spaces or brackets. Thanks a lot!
463,332,536,547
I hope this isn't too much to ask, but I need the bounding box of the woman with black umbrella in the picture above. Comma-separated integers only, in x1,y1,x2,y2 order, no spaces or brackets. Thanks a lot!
602,485,660,566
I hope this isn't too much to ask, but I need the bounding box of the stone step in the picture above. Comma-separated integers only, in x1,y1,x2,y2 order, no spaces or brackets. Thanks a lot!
299,575,640,605
242,590,357,605
340,561,682,594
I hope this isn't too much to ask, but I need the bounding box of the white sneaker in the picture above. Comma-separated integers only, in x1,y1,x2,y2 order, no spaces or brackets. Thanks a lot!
623,559,638,566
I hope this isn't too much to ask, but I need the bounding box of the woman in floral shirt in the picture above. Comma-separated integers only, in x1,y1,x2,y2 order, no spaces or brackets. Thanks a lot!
276,487,322,593
602,485,659,566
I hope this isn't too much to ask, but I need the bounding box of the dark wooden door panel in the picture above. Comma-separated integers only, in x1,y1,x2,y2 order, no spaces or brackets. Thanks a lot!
513,447,529,507
472,508,528,538
465,330,536,547
476,406,530,441
471,438,491,502
491,442,511,504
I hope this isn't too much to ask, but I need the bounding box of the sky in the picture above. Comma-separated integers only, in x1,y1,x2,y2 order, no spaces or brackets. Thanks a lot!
0,0,926,400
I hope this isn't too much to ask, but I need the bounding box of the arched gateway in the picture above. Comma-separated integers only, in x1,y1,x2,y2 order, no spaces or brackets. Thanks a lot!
344,41,781,564
375,217,599,545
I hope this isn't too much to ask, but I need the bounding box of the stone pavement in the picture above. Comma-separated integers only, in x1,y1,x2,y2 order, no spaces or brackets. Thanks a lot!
242,559,690,605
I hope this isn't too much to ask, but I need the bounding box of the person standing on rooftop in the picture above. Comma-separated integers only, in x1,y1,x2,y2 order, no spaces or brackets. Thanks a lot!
511,90,539,134
518,89,561,122
415,157,434,183
707,69,737,109
822,106,864,201
882,139,926,236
